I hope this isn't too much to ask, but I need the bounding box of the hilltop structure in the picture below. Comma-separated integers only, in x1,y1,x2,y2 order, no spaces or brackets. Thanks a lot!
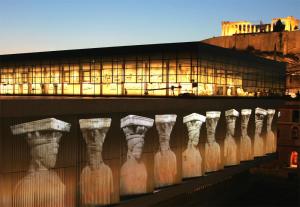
222,16,299,36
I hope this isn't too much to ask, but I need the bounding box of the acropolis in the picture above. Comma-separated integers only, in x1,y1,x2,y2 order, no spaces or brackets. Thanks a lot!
222,16,300,36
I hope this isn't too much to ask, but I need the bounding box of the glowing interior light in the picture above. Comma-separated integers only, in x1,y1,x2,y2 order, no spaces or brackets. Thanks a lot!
290,151,298,168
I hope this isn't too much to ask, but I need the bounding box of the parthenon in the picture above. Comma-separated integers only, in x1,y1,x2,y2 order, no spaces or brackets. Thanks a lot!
222,16,300,36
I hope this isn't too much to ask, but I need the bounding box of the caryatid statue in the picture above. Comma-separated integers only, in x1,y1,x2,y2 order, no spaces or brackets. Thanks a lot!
10,118,70,207
120,115,154,196
154,114,177,188
205,111,221,173
182,113,206,178
265,109,276,154
224,109,239,166
253,107,267,157
79,118,114,206
240,109,253,161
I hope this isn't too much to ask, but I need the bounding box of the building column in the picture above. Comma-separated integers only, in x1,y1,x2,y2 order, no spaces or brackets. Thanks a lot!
240,109,253,161
224,109,239,166
182,113,206,178
253,108,267,157
266,109,276,153
10,118,71,207
205,111,221,172
79,118,114,206
154,114,177,188
271,23,274,32
120,115,154,196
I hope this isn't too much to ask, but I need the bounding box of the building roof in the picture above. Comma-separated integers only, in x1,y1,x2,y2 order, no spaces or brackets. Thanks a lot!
0,41,285,68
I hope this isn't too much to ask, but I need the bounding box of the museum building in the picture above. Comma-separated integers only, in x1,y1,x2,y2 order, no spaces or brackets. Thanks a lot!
0,41,285,97
0,41,286,207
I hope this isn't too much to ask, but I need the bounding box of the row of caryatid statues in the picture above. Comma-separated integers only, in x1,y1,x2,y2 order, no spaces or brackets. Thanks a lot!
9,107,277,207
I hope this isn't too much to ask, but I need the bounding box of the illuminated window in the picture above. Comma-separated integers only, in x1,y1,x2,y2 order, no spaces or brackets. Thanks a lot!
125,62,136,83
290,151,298,168
22,73,28,83
150,61,163,83
102,63,112,84
91,63,100,83
83,71,91,82
50,66,60,83
177,60,191,83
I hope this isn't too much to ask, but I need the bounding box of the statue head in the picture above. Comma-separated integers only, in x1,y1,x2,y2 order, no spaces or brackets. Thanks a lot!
186,121,201,145
183,113,206,147
121,115,154,161
79,118,111,169
225,109,239,137
241,109,251,136
206,111,221,143
155,115,177,151
27,131,62,169
255,108,267,135
10,118,71,173
82,128,109,168
123,126,146,160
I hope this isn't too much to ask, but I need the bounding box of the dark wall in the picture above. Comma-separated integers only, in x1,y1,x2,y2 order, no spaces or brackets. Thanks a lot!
0,97,283,206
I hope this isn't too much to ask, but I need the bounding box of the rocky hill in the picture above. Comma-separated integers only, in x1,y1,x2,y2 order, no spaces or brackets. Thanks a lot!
202,31,300,94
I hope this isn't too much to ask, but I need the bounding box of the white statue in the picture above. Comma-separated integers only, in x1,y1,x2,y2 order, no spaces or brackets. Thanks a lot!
182,113,206,178
120,115,154,196
224,109,239,166
265,109,276,154
240,109,253,161
10,118,70,207
253,108,267,157
205,111,221,172
79,118,114,206
154,114,177,188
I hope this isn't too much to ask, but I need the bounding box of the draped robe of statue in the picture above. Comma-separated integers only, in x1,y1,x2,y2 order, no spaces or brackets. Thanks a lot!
154,115,177,188
240,109,253,161
265,109,276,154
120,115,154,196
10,118,70,207
182,113,206,178
204,111,221,172
253,108,267,157
223,109,239,166
79,118,114,206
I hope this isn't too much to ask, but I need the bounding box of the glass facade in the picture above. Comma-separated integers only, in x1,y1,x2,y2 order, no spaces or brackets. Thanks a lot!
0,42,285,97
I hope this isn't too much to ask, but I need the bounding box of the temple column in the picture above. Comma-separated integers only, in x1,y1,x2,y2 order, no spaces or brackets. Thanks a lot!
253,108,267,157
154,114,177,188
224,109,239,166
205,111,221,172
182,113,206,178
240,109,253,161
10,118,70,207
120,115,154,196
265,109,276,154
79,118,114,206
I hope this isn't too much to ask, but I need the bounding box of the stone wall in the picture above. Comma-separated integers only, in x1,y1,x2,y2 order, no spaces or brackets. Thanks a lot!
203,30,300,55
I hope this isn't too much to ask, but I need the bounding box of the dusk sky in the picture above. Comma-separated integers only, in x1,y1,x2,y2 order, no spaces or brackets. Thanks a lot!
0,0,299,55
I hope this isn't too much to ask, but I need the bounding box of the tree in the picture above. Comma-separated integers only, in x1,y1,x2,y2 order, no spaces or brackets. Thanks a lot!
273,19,285,32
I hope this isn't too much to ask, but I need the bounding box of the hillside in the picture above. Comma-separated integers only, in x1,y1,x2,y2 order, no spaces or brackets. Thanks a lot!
202,30,300,94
